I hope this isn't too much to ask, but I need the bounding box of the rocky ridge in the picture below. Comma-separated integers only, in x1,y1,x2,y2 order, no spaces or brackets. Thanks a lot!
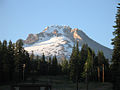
23,25,112,60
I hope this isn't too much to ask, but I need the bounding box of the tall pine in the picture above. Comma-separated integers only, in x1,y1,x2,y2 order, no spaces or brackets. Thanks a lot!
0,41,3,82
52,55,58,75
14,39,24,81
111,3,120,90
8,40,15,81
69,42,81,82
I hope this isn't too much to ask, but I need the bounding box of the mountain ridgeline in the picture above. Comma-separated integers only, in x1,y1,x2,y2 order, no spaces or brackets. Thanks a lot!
23,25,112,60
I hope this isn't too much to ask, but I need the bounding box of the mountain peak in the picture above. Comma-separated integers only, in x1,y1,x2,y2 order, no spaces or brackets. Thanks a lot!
24,25,112,60
42,25,72,34
24,34,39,44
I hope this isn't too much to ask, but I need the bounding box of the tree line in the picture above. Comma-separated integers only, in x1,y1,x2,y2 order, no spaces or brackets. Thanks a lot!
0,40,30,83
0,39,111,84
69,42,110,83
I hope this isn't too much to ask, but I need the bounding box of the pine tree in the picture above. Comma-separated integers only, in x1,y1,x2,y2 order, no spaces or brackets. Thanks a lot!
86,50,93,76
69,44,78,82
40,53,47,75
0,41,3,83
41,53,45,63
61,59,69,75
48,57,51,64
30,51,34,61
48,57,52,75
80,44,89,76
69,42,81,83
83,50,93,90
37,55,41,73
80,44,88,63
14,39,24,81
30,51,35,73
8,40,15,81
96,51,109,82
111,3,120,90
97,51,104,82
23,51,30,76
2,40,9,73
52,55,58,75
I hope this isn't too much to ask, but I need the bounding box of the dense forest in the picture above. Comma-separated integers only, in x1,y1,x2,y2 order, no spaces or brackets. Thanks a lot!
0,40,111,84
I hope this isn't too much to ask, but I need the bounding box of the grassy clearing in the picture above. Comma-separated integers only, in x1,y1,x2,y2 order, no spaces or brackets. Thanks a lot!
0,75,113,90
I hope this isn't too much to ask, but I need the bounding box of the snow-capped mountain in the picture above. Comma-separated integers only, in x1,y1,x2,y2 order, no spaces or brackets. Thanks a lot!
24,25,112,60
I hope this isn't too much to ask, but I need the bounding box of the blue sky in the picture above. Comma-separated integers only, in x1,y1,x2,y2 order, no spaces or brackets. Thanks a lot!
0,0,119,49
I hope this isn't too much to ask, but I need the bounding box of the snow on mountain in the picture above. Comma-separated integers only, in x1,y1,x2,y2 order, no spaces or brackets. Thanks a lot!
24,25,112,60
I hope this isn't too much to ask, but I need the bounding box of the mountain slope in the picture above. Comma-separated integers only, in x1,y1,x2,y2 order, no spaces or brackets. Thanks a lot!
24,25,112,60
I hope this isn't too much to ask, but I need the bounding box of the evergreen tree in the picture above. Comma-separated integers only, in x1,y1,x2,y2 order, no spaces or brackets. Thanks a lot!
80,44,89,63
48,57,52,75
95,51,109,82
83,50,93,79
0,40,31,82
48,57,52,64
0,41,3,82
2,40,9,73
69,44,77,82
30,51,34,61
80,44,89,77
52,55,58,75
40,53,47,75
111,3,120,90
61,59,69,75
22,50,31,80
97,51,104,82
83,50,93,90
41,53,45,63
23,51,31,75
14,39,24,81
69,42,81,82
37,55,41,73
7,40,15,81
30,51,35,73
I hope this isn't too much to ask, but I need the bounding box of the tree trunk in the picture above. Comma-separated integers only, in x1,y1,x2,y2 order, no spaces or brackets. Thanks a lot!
102,64,104,83
86,70,89,90
97,67,100,82
76,75,78,90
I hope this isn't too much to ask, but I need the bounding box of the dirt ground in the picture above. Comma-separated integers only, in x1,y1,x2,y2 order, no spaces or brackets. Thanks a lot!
0,76,113,90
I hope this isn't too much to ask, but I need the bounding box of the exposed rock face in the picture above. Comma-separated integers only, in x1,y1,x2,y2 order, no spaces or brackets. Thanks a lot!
24,25,112,60
24,34,39,44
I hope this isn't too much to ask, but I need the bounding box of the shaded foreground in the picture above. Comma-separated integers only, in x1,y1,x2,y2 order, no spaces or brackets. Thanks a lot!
0,76,112,90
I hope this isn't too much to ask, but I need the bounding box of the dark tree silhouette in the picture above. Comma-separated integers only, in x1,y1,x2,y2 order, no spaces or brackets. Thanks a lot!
111,3,120,90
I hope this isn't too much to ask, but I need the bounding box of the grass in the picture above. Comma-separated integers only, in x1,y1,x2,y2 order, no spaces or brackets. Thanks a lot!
0,75,113,90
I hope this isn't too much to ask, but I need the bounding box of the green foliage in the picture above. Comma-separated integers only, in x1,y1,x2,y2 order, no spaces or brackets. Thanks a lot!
0,39,110,84
84,50,93,76
48,57,52,64
41,53,45,63
69,42,109,83
7,40,15,80
30,51,34,61
61,59,69,75
0,40,31,83
52,55,58,75
97,51,105,66
111,3,120,90
82,49,95,83
80,44,89,62
69,41,81,82
14,39,24,72
80,44,89,76
2,40,9,72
